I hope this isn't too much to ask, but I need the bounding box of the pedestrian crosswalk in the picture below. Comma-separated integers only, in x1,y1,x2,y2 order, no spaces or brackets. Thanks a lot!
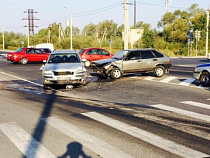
1,100,210,158
0,122,56,158
129,75,210,90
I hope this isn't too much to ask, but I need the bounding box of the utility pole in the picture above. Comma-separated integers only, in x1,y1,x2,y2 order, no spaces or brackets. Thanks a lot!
64,7,73,50
58,23,61,42
48,25,51,43
2,25,4,50
134,0,136,26
206,6,209,56
70,11,72,50
23,9,39,47
124,0,129,49
165,0,171,13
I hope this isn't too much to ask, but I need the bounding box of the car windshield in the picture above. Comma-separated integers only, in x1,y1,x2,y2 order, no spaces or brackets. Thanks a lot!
112,50,129,60
78,49,85,54
48,53,80,63
15,48,24,53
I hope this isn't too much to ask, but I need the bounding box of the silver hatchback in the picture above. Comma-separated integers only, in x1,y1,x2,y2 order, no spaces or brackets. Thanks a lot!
92,49,172,79
42,51,87,89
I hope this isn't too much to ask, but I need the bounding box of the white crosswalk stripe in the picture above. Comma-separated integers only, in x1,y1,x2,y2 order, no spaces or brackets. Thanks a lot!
181,101,210,110
143,76,154,80
82,111,209,158
160,76,177,83
41,117,134,158
0,122,56,158
149,104,210,122
178,78,195,86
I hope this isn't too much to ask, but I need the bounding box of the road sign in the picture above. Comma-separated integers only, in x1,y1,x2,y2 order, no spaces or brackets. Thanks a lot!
21,41,24,45
109,40,112,45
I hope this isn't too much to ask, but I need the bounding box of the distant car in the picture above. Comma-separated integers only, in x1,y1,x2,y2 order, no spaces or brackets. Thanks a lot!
42,50,87,89
7,48,50,64
193,63,210,87
40,48,51,54
78,48,114,67
92,49,172,79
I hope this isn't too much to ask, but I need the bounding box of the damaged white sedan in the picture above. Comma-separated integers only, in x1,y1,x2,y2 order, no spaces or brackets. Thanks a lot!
42,50,87,89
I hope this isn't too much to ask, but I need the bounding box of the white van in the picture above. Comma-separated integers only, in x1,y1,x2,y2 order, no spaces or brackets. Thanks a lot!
35,43,54,51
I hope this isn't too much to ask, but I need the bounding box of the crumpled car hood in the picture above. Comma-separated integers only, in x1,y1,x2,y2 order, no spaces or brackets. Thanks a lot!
93,58,117,65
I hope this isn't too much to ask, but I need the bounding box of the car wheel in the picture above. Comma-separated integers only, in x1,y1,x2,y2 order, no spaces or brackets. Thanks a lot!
20,58,28,64
110,68,121,79
154,65,165,77
84,60,91,67
200,72,210,87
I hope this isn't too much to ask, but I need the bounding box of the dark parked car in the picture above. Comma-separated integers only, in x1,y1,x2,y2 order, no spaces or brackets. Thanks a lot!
92,49,172,79
7,48,50,64
78,48,114,67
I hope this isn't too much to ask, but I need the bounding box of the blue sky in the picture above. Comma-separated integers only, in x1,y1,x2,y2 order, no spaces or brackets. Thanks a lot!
0,0,209,35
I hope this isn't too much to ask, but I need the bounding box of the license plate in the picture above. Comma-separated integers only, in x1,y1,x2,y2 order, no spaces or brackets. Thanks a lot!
57,77,71,80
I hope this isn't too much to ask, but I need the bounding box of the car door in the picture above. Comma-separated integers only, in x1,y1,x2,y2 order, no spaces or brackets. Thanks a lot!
34,49,49,61
140,50,157,71
24,48,36,61
97,49,111,60
85,49,98,62
122,51,143,72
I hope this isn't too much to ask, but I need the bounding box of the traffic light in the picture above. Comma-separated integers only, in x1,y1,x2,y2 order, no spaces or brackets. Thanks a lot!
197,31,201,41
194,30,201,41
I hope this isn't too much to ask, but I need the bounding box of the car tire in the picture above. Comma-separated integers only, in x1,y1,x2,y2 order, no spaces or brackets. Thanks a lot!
20,58,28,64
153,65,165,77
84,60,91,67
199,72,210,87
110,68,121,79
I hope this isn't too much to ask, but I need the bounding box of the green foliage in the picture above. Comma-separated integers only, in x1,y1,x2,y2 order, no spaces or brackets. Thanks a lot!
0,3,209,56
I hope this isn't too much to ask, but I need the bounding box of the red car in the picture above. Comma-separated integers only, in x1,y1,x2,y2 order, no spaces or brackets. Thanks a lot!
7,48,50,64
78,48,114,67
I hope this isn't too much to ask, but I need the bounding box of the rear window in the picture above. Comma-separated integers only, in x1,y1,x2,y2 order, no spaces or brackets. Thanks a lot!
140,51,155,59
14,48,23,53
78,49,85,54
152,50,164,58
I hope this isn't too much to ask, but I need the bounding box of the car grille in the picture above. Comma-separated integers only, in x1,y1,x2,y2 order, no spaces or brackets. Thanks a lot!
53,71,74,76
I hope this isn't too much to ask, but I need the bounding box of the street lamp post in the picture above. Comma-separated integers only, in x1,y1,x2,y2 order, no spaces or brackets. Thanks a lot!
64,7,73,50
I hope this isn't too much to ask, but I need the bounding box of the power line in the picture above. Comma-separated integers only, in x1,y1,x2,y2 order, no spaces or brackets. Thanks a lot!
23,9,39,35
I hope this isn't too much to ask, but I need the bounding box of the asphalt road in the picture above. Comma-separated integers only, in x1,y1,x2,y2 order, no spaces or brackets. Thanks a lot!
0,53,209,158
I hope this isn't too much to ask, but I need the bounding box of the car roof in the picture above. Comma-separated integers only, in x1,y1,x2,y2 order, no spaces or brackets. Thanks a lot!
124,48,156,51
51,50,77,54
83,47,104,50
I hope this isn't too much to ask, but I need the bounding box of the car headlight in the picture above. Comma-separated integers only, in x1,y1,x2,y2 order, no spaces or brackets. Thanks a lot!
43,70,53,75
76,67,86,74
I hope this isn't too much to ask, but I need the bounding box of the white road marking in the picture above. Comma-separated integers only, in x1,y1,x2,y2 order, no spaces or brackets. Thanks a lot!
160,76,177,83
42,117,134,158
178,78,195,86
207,99,210,100
82,112,209,158
149,104,210,122
181,101,210,110
0,72,42,87
0,122,56,158
143,76,154,80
